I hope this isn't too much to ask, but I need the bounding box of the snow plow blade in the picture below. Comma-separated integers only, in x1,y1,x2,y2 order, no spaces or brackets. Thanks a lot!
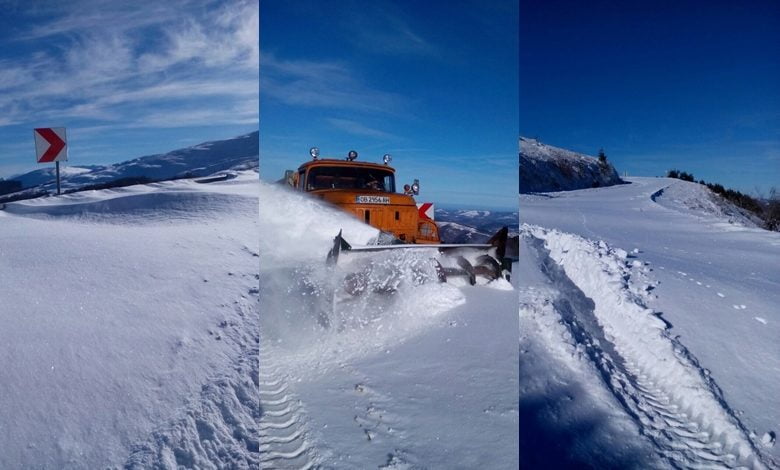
327,226,511,288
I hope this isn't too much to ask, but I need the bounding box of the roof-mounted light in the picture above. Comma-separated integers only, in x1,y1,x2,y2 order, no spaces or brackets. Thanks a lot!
383,153,392,165
411,179,420,195
310,147,320,160
347,150,358,161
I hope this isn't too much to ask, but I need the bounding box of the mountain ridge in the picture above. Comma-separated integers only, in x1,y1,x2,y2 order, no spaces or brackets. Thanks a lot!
520,137,623,193
1,131,258,198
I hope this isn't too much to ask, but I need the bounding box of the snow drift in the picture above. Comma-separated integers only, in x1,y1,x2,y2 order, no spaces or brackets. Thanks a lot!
0,171,260,468
519,137,622,193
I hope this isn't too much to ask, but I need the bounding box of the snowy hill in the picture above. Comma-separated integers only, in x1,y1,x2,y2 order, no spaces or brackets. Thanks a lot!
258,181,518,468
3,131,258,196
0,172,260,467
519,137,622,193
519,177,779,468
437,220,491,244
652,178,764,228
7,165,101,190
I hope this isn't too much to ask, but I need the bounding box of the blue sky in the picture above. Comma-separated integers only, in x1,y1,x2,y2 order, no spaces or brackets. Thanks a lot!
520,0,779,196
260,1,519,211
0,0,257,179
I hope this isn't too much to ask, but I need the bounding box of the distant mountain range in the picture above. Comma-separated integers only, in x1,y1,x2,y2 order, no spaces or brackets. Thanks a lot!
435,208,519,258
0,131,258,199
520,137,623,193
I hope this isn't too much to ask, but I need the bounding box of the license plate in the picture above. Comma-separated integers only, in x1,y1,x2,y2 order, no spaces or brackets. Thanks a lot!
355,195,390,204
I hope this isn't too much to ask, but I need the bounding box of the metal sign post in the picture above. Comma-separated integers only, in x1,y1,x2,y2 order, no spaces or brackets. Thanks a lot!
33,127,68,195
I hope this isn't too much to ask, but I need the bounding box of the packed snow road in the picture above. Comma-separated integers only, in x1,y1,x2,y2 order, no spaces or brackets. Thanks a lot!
520,177,779,468
259,181,519,468
0,172,260,468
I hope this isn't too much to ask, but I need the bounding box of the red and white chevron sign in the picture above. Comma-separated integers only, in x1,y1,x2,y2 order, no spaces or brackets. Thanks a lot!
34,127,67,163
417,202,434,221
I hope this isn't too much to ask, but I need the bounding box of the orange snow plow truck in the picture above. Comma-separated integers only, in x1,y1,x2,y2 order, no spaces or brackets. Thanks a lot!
283,148,510,285
284,148,440,244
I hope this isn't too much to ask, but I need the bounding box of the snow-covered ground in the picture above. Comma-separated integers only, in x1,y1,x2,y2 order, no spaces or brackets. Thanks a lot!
0,171,260,468
259,181,519,468
520,176,779,468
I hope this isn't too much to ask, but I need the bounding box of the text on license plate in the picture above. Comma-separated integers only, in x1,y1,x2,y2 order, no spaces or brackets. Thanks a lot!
355,195,390,204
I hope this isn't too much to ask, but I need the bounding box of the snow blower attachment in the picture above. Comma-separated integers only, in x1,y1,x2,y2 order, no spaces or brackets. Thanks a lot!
327,226,511,289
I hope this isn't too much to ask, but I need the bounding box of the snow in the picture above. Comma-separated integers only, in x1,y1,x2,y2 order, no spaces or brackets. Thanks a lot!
517,243,662,467
519,176,779,468
651,178,764,229
259,180,518,468
0,171,260,468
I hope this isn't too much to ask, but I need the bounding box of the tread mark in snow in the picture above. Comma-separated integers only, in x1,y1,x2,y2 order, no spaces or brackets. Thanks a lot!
524,228,774,469
259,349,320,470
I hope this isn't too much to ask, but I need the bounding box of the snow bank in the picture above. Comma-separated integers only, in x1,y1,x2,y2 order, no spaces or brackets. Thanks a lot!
4,184,255,224
519,137,622,193
518,282,662,468
524,224,769,468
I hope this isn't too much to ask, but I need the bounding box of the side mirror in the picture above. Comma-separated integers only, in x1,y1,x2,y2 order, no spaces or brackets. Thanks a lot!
284,170,294,186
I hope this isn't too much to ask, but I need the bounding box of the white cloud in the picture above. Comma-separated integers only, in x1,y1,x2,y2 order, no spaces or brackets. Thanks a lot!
17,1,188,41
0,0,258,129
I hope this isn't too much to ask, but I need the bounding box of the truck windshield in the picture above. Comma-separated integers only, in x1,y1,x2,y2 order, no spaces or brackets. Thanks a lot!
307,166,396,192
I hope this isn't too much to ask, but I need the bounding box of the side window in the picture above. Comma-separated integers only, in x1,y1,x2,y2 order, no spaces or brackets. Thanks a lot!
384,175,395,193
298,170,306,190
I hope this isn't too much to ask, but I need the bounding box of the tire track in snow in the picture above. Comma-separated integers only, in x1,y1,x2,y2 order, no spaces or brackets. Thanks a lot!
524,226,774,469
259,347,319,470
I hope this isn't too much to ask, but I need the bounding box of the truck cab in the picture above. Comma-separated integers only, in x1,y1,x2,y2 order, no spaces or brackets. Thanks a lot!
287,150,439,244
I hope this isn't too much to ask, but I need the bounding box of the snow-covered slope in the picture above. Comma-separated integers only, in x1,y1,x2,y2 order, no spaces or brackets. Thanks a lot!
258,181,518,468
520,137,622,193
7,165,101,190
652,178,764,228
0,172,260,468
5,131,258,194
519,177,779,468
437,220,491,243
